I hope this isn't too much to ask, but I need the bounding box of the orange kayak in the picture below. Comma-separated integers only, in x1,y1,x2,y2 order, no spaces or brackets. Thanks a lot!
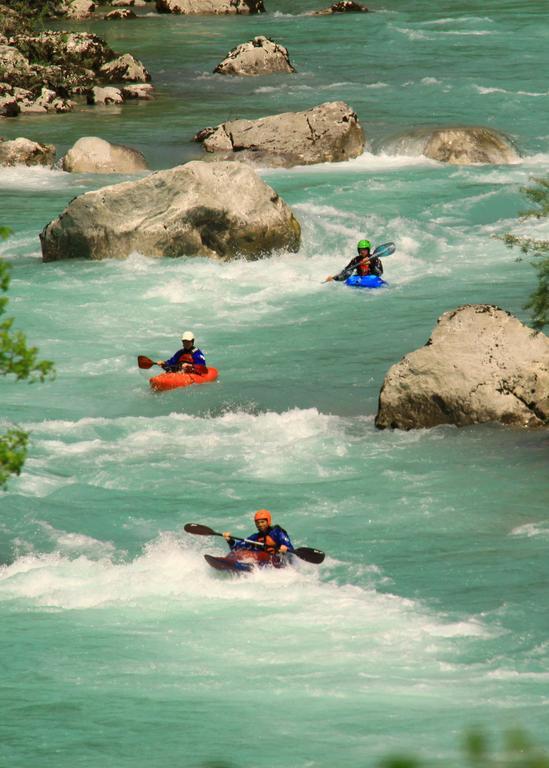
149,367,219,392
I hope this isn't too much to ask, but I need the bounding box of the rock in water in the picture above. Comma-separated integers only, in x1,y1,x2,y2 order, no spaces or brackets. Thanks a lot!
156,0,264,14
376,305,549,430
214,36,295,76
40,160,301,261
61,136,148,173
195,101,364,167
0,137,55,167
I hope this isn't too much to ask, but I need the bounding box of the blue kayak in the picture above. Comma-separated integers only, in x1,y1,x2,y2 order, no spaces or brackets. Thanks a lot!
345,275,387,289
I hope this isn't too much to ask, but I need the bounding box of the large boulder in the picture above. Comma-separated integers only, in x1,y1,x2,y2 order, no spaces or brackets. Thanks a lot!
376,305,549,430
0,137,55,167
380,126,520,165
214,36,295,76
61,136,148,173
156,0,264,13
40,160,301,261
195,101,365,168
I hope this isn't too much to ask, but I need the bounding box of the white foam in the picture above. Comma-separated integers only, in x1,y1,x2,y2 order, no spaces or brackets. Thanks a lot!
510,522,549,539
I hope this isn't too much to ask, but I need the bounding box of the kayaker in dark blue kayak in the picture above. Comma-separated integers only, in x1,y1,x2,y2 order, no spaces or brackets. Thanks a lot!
223,510,294,557
325,239,383,283
156,331,207,374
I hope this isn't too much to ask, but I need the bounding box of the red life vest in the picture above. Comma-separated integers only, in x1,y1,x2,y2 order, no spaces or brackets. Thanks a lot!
357,257,371,276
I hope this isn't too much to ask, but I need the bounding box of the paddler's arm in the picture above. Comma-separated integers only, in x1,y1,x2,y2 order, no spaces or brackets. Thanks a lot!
326,256,360,283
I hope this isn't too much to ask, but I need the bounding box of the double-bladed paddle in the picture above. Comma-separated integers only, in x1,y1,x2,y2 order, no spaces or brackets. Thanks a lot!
184,522,325,564
372,241,395,259
323,241,396,283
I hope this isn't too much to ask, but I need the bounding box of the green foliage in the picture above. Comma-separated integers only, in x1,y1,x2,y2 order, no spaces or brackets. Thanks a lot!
379,729,549,768
0,428,29,489
0,228,54,490
502,176,549,330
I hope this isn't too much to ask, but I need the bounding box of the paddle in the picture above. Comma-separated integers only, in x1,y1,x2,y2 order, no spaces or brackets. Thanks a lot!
184,522,325,564
323,241,396,282
373,241,395,258
137,355,158,370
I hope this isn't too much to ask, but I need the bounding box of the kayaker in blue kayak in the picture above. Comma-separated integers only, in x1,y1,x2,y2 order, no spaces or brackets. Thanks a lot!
325,239,384,283
156,331,207,374
223,510,294,556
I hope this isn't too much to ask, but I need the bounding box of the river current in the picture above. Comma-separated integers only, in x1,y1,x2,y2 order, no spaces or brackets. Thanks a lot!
1,1,548,766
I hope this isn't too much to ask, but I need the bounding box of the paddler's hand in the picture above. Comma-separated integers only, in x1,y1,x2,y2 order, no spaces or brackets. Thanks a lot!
324,275,334,283
223,532,232,540
278,545,288,554
157,360,164,366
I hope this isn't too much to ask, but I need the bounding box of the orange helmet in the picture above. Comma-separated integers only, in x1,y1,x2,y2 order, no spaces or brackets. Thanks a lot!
254,509,272,525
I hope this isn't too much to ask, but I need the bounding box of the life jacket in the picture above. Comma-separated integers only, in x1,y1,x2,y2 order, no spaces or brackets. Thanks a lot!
256,525,287,554
357,257,371,276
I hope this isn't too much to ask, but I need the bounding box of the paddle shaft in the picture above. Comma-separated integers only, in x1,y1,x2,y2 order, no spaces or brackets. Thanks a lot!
184,523,325,564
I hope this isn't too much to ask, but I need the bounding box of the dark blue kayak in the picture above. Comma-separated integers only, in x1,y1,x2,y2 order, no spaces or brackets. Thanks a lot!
345,275,387,289
204,554,253,573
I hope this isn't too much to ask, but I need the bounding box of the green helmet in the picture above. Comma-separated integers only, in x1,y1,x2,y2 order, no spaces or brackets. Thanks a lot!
357,239,371,250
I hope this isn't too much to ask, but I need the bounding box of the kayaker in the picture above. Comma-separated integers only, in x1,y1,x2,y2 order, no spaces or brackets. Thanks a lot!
156,331,207,374
223,510,294,557
325,239,383,282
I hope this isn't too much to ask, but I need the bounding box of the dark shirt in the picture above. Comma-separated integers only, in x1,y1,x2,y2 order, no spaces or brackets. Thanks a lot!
333,254,383,281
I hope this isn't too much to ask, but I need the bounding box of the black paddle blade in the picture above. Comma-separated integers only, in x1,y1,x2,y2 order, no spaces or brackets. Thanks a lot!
138,355,154,370
294,547,325,564
184,523,219,537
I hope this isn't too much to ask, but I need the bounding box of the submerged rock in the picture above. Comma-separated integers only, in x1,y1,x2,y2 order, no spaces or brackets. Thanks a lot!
214,36,295,76
40,160,301,261
0,136,55,167
105,9,137,18
61,136,148,173
86,86,124,104
156,0,264,13
380,126,520,165
376,305,549,430
311,1,368,15
195,101,364,167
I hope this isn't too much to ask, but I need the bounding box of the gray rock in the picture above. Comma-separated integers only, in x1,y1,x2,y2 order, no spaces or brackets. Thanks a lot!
86,85,124,104
195,101,365,167
32,86,74,112
99,53,150,82
424,127,520,164
105,9,137,18
0,92,20,117
0,137,55,167
61,0,96,19
112,0,146,5
40,160,301,261
214,36,295,76
376,305,549,430
156,0,264,14
121,83,154,99
311,1,368,14
61,136,148,173
381,126,520,165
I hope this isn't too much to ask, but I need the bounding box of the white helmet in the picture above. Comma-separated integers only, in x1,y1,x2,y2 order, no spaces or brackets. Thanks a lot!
181,331,194,341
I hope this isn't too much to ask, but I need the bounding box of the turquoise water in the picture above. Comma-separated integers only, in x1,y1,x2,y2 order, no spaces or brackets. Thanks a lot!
1,2,548,766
